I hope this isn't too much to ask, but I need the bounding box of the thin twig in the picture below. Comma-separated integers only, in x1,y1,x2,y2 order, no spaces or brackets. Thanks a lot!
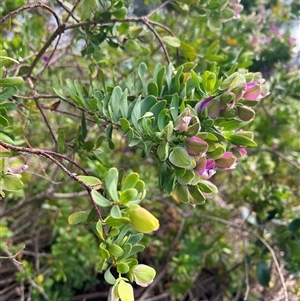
27,78,58,149
141,17,171,64
146,0,174,18
265,148,300,170
0,141,106,226
64,0,82,23
26,24,66,78
65,17,171,64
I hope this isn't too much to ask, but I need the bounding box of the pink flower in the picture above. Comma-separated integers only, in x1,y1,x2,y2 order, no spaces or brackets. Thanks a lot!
242,82,261,101
195,158,216,179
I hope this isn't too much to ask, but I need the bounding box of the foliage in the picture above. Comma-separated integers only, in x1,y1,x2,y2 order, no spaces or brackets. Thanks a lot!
0,0,299,300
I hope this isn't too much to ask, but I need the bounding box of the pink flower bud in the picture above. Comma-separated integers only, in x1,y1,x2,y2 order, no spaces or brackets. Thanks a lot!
215,152,237,169
185,136,208,157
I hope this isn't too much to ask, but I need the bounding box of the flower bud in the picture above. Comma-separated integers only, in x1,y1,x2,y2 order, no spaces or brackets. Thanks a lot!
215,152,237,169
242,82,261,101
231,147,247,158
220,92,236,109
231,84,245,101
219,108,237,118
195,96,223,118
174,108,192,133
8,156,28,174
128,206,159,233
185,136,208,156
236,105,255,121
219,72,245,91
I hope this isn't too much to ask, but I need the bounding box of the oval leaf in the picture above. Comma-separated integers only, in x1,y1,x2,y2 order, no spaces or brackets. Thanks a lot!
162,36,181,47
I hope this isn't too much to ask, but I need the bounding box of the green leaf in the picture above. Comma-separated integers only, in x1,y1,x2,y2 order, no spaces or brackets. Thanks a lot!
117,280,134,301
198,181,218,194
53,87,65,99
256,262,271,287
121,173,139,191
109,243,124,257
157,109,170,132
124,40,142,55
106,168,119,202
120,188,138,205
207,17,222,31
0,133,15,145
105,124,114,149
105,216,131,227
91,190,111,207
104,267,116,285
162,36,181,47
68,211,89,225
140,96,156,116
189,185,206,205
111,86,122,118
215,119,250,131
0,114,8,126
225,134,257,147
150,100,167,126
127,233,143,245
57,130,66,153
169,147,196,169
2,174,24,191
147,82,158,97
157,141,169,161
0,77,24,87
127,244,145,257
130,96,142,129
112,7,127,18
100,243,110,260
111,205,122,218
170,94,179,121
116,262,130,274
78,176,102,189
119,118,131,134
0,87,17,101
120,89,129,118
96,220,105,241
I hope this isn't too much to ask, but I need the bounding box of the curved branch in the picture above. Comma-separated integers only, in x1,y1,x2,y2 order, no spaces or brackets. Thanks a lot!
146,0,174,18
0,1,61,26
0,140,106,226
141,17,171,64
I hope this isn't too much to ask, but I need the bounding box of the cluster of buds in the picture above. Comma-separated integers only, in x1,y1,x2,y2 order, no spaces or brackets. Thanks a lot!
195,72,269,122
166,71,269,205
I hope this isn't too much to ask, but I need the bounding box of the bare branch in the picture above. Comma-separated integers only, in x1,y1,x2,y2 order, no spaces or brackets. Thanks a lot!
0,1,61,26
146,0,174,18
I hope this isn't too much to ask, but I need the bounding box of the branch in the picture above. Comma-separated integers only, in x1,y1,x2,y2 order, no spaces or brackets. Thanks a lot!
0,141,105,225
0,2,61,26
26,25,66,78
65,17,171,64
141,17,171,64
27,78,58,149
265,148,300,170
146,0,174,18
